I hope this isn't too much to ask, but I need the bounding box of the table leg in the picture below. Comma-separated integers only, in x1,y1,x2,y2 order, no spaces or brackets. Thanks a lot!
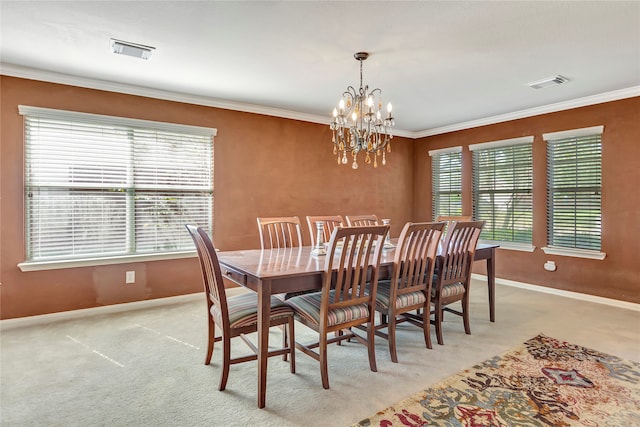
487,248,496,322
257,279,271,408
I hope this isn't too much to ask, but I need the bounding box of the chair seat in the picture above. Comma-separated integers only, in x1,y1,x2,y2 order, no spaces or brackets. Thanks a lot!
211,292,294,329
286,290,369,327
432,282,466,299
372,280,427,311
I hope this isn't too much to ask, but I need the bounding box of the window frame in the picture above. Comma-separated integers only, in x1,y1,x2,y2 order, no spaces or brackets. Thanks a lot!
429,146,463,220
470,136,535,252
542,125,605,260
18,106,216,271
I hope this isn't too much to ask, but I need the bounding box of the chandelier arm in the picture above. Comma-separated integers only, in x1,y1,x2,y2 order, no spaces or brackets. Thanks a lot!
343,86,358,98
341,87,357,115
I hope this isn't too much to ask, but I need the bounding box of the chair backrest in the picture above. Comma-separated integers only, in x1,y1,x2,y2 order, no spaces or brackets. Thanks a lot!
345,214,379,227
185,225,229,328
257,216,303,249
322,225,389,324
435,215,472,236
435,215,472,222
437,221,485,286
306,215,344,247
391,222,445,297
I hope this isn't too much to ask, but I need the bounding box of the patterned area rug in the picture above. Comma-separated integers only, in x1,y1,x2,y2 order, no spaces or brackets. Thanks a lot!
353,334,640,426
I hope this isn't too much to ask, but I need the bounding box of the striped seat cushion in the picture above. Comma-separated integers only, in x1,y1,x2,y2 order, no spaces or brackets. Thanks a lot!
210,292,294,329
373,280,426,311
432,282,466,298
286,290,369,327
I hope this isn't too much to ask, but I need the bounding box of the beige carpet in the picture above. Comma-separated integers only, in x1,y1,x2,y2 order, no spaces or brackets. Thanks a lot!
1,281,638,426
353,333,640,426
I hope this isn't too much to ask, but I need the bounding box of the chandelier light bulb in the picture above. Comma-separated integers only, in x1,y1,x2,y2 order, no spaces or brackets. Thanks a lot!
352,111,357,121
387,102,392,113
339,99,345,111
333,108,338,117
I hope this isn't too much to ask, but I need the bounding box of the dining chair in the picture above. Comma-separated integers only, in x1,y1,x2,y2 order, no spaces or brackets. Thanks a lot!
430,220,485,345
285,224,389,389
257,216,303,249
345,214,379,226
370,221,444,362
185,225,296,403
306,215,344,247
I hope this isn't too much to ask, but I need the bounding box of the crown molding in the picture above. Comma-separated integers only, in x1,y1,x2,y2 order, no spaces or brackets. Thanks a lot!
0,63,417,139
415,86,640,138
2,63,636,140
1,63,331,121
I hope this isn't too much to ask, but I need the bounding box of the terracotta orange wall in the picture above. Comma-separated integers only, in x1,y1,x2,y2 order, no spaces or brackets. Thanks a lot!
0,76,414,319
2,76,637,320
414,97,640,303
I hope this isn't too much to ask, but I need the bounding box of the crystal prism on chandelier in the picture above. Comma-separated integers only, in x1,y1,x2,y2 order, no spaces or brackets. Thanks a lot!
330,52,395,169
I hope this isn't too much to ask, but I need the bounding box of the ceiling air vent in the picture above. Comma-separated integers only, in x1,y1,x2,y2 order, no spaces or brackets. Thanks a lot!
110,39,155,60
527,75,569,89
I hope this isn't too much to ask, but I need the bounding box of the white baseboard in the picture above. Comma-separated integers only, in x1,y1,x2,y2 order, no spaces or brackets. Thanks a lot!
0,292,202,331
473,273,640,312
4,278,636,331
0,287,251,331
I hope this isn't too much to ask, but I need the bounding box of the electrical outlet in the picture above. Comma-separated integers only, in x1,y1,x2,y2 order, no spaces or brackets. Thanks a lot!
125,271,135,284
543,261,557,272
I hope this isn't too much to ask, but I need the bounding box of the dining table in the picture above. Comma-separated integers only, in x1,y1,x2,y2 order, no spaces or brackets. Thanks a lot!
216,241,498,408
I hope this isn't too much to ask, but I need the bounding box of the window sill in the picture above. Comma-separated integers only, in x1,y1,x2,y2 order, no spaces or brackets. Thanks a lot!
541,246,606,260
479,240,535,252
18,251,197,272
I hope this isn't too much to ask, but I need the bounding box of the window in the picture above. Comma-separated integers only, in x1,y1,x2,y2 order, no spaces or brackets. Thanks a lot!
543,126,604,258
20,106,215,266
470,136,533,248
429,147,462,220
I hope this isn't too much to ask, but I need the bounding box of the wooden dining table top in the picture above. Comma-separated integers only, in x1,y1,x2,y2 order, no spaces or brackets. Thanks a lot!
216,241,498,281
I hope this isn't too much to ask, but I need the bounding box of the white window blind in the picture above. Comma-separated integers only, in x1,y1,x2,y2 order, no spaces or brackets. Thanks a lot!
429,147,462,220
544,127,602,251
20,106,215,262
471,137,533,243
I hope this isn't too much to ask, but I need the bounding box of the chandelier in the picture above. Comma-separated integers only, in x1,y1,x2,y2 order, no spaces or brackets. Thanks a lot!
330,52,395,169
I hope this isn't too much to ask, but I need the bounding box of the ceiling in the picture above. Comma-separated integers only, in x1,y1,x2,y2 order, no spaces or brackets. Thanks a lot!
1,1,639,136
